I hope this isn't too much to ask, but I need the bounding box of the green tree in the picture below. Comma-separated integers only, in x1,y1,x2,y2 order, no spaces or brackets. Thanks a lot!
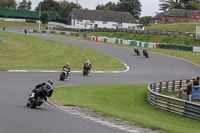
159,0,195,11
184,0,200,10
139,16,152,25
40,11,51,26
0,0,16,9
118,0,141,20
17,0,32,11
96,2,119,11
35,0,60,13
58,0,82,18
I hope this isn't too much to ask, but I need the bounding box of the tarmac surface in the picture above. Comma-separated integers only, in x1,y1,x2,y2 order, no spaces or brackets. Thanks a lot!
0,27,200,133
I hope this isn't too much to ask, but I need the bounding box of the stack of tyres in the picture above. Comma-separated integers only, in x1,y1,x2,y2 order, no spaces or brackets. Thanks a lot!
130,40,137,46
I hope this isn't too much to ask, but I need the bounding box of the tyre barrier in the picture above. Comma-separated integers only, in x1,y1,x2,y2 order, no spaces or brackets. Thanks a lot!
28,29,90,38
89,36,200,52
148,79,200,120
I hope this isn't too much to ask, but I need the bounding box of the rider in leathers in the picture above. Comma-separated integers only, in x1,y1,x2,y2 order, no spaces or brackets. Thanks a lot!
29,80,54,101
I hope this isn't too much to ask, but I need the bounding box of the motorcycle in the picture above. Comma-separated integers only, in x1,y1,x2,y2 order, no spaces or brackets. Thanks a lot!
134,50,140,56
60,68,69,81
134,48,140,56
83,68,90,76
27,89,47,109
143,51,149,58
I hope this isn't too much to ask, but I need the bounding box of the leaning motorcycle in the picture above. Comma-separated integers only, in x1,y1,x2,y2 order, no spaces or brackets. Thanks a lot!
134,50,140,56
60,68,69,81
27,89,47,109
143,51,149,58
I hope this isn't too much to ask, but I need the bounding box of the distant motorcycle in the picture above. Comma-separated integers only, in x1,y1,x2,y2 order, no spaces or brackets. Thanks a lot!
60,68,69,81
83,68,90,76
143,51,149,58
135,50,140,56
134,48,140,56
27,88,48,109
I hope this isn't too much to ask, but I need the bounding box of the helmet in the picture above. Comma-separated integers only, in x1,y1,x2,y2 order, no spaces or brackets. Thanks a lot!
87,60,90,63
47,79,53,85
66,63,70,66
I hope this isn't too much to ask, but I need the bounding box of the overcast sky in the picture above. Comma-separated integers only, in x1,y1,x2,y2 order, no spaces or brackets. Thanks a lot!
15,0,160,17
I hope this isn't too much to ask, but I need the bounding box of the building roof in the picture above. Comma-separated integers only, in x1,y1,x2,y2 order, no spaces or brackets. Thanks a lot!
152,13,165,20
164,9,200,17
72,8,138,24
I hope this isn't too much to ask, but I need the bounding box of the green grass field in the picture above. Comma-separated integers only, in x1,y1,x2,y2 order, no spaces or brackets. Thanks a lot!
0,21,39,28
52,84,200,133
145,23,197,33
0,31,125,71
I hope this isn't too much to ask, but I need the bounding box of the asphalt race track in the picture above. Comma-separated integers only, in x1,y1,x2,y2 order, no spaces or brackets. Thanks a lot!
0,27,200,133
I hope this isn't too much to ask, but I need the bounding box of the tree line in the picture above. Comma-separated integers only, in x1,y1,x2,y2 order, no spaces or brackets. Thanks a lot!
159,0,200,12
0,0,142,20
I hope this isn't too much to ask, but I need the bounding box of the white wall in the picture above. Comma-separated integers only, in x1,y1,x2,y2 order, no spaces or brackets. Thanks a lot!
71,19,143,30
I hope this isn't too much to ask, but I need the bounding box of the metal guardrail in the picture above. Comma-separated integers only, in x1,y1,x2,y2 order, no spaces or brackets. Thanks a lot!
148,80,200,120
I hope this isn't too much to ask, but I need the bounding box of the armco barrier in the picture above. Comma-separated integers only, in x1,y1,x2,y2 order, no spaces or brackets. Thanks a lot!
148,79,200,120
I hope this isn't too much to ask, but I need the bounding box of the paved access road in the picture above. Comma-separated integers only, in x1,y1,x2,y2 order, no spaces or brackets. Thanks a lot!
0,27,199,133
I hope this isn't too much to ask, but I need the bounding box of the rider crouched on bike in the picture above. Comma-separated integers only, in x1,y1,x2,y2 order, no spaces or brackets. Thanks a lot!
63,63,71,74
83,60,92,71
134,47,139,53
143,48,147,54
29,79,54,101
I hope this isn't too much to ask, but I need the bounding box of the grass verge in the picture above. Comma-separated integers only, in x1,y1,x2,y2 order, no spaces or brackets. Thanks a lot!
0,31,125,71
0,21,39,28
51,84,200,133
145,23,197,33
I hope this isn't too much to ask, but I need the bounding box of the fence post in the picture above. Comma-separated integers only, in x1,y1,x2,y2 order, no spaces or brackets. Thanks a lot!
159,82,162,93
179,80,182,89
154,83,156,92
166,81,168,90
173,81,176,91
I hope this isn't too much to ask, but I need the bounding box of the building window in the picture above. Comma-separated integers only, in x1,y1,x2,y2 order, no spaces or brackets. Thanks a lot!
117,22,122,24
170,18,174,22
155,20,160,24
102,21,107,24
90,20,95,23
179,19,182,22
77,19,83,22
193,20,196,22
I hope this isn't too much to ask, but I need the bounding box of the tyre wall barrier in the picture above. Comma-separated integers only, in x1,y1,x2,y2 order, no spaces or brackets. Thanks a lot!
28,29,87,38
89,36,200,52
148,79,200,120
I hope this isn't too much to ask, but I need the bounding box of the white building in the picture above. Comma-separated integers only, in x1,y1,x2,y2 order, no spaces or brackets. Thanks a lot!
71,9,143,30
